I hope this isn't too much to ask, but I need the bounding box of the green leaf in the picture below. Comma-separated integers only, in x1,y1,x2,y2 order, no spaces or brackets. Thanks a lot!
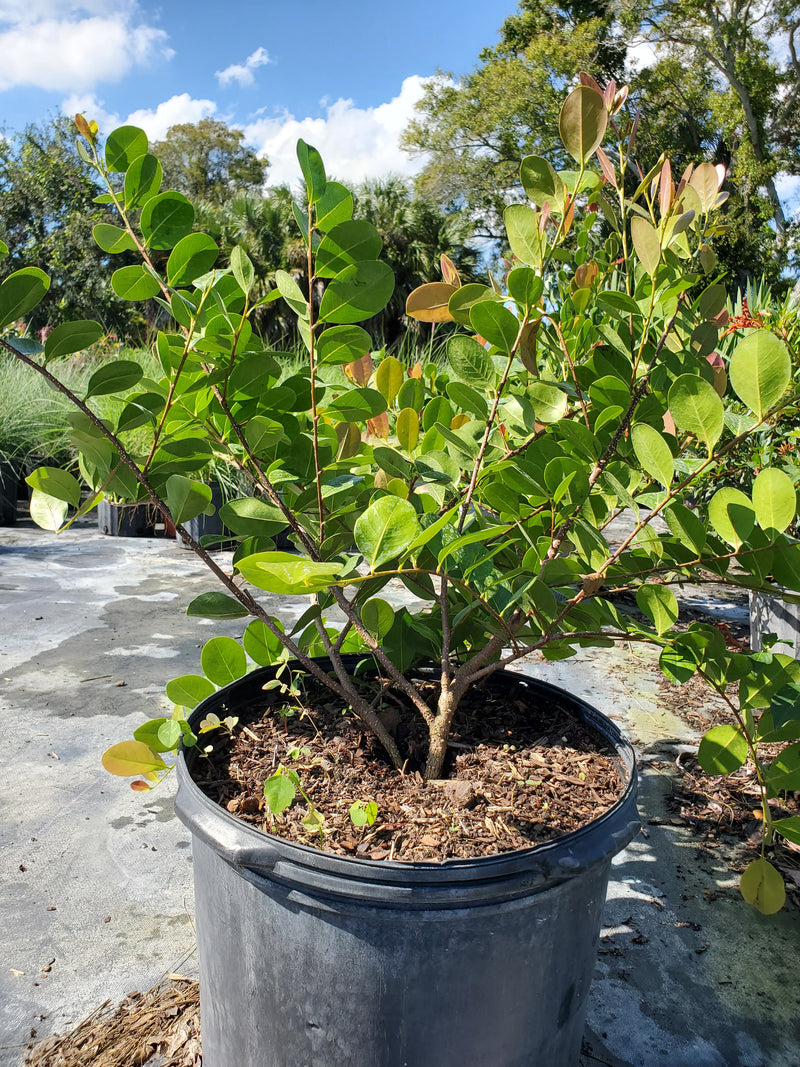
29,489,68,531
362,597,395,638
396,407,419,452
772,816,800,847
231,245,255,296
448,334,495,386
667,374,724,453
317,324,371,365
102,740,168,778
325,387,387,423
659,642,697,685
124,152,162,209
275,269,308,317
316,220,382,278
140,191,195,251
167,476,213,525
729,330,791,418
264,770,296,814
236,552,342,594
165,674,217,708
44,320,104,361
349,800,378,827
506,267,543,310
0,267,50,330
167,233,219,286
740,857,785,914
200,636,247,686
375,356,404,406
354,496,420,570
92,223,137,254
25,466,81,506
630,216,660,276
447,381,488,420
504,204,543,269
663,502,706,553
631,423,674,488
133,718,182,753
520,155,565,208
105,126,148,172
315,181,354,230
318,261,394,324
111,264,160,301
448,284,497,326
697,724,748,774
636,584,679,635
297,139,327,203
752,467,796,533
765,742,800,793
85,359,143,399
219,497,287,537
708,487,755,547
528,380,568,423
186,591,249,621
243,618,285,666
469,300,520,352
559,85,607,164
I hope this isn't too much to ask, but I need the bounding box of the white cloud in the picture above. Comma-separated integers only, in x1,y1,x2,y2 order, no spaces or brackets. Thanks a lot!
0,2,172,93
245,75,430,187
125,94,218,142
776,173,800,218
216,46,271,89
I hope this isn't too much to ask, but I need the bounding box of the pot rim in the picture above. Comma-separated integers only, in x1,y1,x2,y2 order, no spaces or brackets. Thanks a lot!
175,659,640,904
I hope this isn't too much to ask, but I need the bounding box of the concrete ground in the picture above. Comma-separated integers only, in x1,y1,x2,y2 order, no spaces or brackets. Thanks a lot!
1,515,798,1066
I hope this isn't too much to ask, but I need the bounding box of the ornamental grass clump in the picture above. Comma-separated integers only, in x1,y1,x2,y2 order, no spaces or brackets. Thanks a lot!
2,77,799,911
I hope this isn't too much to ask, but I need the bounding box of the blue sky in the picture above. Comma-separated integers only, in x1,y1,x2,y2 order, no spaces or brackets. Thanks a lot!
0,0,516,186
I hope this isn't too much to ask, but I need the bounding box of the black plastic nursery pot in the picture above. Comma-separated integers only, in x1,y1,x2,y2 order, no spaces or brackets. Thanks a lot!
0,459,20,525
97,499,158,537
175,660,640,1067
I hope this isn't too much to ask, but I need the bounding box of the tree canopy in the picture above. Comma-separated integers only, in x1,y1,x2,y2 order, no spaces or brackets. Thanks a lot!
152,118,268,205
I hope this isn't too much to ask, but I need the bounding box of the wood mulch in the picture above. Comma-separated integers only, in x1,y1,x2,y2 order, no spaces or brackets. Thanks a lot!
650,630,800,909
192,670,624,862
24,976,200,1067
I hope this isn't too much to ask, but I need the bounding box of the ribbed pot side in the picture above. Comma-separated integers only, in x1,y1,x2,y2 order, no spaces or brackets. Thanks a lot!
175,663,640,1067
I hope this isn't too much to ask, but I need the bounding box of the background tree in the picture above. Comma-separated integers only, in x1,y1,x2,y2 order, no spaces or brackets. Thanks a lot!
152,118,268,205
0,117,134,335
402,0,627,236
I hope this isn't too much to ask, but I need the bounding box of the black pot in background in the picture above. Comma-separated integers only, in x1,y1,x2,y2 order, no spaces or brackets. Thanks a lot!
0,459,20,526
176,658,640,1067
97,499,158,537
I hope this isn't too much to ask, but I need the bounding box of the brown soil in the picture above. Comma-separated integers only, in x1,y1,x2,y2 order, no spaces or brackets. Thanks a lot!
191,669,624,863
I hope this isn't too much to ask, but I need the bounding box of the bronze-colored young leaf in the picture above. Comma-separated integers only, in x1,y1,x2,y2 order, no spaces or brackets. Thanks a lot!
405,282,458,322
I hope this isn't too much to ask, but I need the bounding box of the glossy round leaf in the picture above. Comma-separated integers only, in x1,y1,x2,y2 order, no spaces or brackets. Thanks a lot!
85,359,143,399
29,489,68,531
93,223,137,254
264,771,296,814
25,466,81,506
111,265,160,301
124,152,162,209
165,674,216,708
520,155,564,208
102,740,168,778
167,233,219,286
636,583,679,635
375,356,404,406
0,267,50,330
708,487,755,547
236,552,342,594
729,330,791,419
140,191,195,251
504,205,543,269
558,85,608,164
697,724,748,774
528,380,568,423
631,423,674,488
667,375,723,453
243,618,285,666
316,220,382,278
317,324,372,365
362,597,395,638
740,858,786,914
447,334,495,387
354,496,420,570
105,126,148,172
630,216,660,276
315,181,354,230
44,320,104,361
200,636,247,686
405,282,458,323
752,468,796,533
469,300,520,353
318,261,394,325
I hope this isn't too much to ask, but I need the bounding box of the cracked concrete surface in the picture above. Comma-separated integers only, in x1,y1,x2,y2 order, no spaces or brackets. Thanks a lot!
1,517,798,1066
